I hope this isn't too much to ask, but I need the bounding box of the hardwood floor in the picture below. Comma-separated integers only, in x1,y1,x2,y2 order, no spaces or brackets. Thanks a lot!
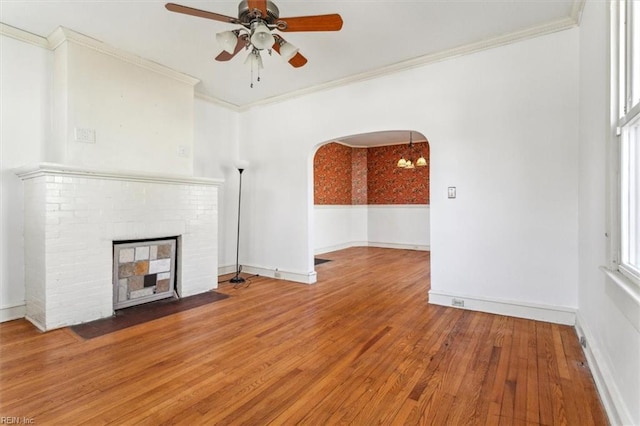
0,247,607,425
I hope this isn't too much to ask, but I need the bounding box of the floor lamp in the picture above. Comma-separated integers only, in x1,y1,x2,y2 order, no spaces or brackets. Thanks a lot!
230,161,248,284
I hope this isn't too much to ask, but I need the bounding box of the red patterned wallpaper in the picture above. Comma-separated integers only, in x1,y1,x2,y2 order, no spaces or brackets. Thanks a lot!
351,148,368,205
314,142,430,205
314,142,353,204
367,142,429,204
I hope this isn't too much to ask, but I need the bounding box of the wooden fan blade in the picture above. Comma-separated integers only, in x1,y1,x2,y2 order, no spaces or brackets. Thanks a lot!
215,35,248,61
288,52,308,68
247,0,268,17
271,37,308,68
277,14,343,32
165,3,239,24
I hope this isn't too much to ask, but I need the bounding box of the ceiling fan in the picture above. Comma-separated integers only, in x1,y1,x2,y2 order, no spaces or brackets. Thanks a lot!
165,1,343,73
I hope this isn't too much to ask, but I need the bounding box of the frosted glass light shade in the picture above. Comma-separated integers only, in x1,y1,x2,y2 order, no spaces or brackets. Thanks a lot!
397,158,407,168
279,41,299,61
216,31,238,54
244,50,263,69
416,156,427,167
250,23,275,50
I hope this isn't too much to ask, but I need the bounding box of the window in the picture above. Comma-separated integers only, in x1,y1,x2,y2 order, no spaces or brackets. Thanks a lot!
616,0,640,285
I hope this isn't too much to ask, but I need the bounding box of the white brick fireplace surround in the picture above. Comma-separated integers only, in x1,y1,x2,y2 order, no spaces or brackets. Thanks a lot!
15,163,223,331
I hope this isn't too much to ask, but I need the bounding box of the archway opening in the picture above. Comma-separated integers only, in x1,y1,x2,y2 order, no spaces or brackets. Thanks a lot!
310,130,431,277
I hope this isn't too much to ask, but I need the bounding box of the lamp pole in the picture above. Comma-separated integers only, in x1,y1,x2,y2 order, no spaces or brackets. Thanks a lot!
230,166,245,284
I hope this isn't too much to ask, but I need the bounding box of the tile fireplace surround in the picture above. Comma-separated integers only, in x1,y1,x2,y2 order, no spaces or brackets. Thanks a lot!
15,163,223,331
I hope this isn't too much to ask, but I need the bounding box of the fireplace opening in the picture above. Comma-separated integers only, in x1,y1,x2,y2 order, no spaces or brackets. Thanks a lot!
113,236,179,310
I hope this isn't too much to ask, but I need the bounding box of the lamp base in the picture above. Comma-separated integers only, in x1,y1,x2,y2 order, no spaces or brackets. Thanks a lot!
230,275,246,284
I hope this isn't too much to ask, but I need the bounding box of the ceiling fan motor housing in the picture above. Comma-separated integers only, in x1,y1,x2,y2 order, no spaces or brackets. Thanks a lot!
238,0,280,24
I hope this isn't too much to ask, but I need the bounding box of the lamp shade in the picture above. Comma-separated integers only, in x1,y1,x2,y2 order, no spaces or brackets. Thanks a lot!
279,41,299,61
416,156,427,167
250,23,275,50
216,31,238,54
397,158,407,168
235,160,250,170
244,50,264,69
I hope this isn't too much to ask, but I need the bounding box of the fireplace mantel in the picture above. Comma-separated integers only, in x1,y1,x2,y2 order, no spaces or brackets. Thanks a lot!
15,163,224,331
14,162,224,186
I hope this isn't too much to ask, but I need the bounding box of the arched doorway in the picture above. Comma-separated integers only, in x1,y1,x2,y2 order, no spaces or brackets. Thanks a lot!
310,130,431,275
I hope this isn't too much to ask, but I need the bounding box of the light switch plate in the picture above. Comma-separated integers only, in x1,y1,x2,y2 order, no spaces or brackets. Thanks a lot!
448,187,456,199
74,128,96,143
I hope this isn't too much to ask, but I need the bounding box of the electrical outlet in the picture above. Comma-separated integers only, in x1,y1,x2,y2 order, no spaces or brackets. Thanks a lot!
274,268,281,279
452,298,464,307
579,336,587,348
177,145,190,158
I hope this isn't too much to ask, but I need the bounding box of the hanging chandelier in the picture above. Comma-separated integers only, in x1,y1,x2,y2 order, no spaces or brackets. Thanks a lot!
397,132,427,169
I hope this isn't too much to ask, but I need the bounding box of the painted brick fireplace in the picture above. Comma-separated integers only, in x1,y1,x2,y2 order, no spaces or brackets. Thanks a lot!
15,163,223,331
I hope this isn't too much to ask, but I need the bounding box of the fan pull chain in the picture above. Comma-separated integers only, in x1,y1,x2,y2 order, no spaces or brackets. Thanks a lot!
249,59,261,88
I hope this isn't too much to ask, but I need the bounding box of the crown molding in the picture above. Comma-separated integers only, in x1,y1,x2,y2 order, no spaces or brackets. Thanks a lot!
46,27,200,87
236,15,579,111
571,0,586,26
0,24,200,86
333,139,429,149
0,23,49,48
3,0,584,112
195,92,242,111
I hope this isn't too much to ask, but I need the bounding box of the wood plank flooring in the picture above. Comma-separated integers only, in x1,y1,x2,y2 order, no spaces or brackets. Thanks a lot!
0,247,607,425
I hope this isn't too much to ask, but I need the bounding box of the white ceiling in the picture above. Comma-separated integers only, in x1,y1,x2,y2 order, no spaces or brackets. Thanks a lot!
1,0,579,111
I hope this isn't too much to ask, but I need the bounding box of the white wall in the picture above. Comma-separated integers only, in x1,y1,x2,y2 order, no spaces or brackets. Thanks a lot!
314,205,430,254
52,31,196,175
577,1,640,424
239,29,580,309
367,205,430,250
193,97,240,271
0,35,51,321
314,205,368,253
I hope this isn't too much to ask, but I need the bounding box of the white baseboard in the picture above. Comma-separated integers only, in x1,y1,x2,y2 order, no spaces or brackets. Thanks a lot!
428,290,576,325
315,241,429,255
575,313,633,426
367,241,430,251
0,304,26,323
219,264,317,285
315,241,369,255
242,265,317,284
24,314,46,332
218,264,237,276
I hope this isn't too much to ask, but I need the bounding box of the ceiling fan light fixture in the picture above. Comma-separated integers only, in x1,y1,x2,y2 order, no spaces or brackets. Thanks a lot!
166,1,344,79
216,30,238,53
279,40,299,61
416,156,427,167
250,22,275,50
244,49,264,69
397,157,407,168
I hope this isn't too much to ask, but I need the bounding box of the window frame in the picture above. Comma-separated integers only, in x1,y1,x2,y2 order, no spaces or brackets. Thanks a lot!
612,0,640,288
